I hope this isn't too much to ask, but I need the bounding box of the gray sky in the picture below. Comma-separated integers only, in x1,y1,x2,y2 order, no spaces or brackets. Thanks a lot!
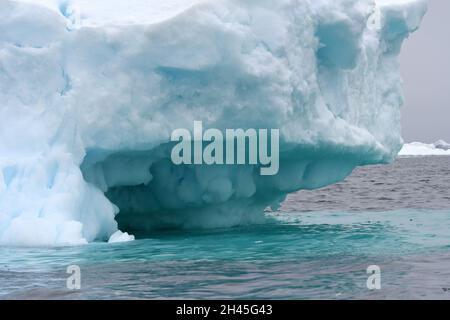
400,0,450,143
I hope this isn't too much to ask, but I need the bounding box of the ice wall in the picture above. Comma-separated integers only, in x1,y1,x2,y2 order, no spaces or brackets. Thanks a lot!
0,0,426,245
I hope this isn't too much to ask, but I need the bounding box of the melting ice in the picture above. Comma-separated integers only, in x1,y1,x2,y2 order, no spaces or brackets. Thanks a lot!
0,0,427,245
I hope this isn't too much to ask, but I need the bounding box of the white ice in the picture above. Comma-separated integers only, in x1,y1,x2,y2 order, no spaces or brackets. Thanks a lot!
108,230,135,244
399,141,450,156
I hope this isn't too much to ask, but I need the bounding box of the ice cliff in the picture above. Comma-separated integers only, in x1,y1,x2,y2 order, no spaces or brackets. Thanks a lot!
0,0,427,245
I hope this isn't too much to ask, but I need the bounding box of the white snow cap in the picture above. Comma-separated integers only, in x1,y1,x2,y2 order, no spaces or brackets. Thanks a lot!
0,0,427,246
14,0,205,26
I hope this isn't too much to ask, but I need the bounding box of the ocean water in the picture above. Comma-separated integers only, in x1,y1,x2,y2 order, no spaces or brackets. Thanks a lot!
1,156,450,300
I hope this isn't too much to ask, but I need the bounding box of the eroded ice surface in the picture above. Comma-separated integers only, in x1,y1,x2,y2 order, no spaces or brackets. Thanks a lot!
0,0,426,245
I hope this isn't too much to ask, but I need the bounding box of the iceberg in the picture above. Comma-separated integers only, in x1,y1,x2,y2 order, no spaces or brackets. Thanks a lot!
108,230,135,244
0,0,427,245
399,141,450,156
434,140,450,151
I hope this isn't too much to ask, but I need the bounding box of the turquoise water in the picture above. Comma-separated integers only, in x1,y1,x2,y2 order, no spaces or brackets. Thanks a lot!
1,158,450,299
1,209,450,299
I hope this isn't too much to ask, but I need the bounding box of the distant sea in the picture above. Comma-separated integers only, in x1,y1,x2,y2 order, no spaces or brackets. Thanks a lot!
1,157,450,299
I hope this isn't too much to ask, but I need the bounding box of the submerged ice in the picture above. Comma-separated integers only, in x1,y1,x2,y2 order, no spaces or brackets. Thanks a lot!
0,0,426,245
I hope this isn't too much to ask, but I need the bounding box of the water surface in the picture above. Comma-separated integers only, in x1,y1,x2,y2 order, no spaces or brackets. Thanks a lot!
1,157,450,299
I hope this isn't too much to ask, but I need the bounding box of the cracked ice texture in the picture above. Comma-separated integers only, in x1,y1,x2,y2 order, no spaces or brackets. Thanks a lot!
0,0,426,245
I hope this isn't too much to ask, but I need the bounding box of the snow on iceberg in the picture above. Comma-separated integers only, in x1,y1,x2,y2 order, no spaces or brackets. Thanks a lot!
399,141,450,156
0,0,426,246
